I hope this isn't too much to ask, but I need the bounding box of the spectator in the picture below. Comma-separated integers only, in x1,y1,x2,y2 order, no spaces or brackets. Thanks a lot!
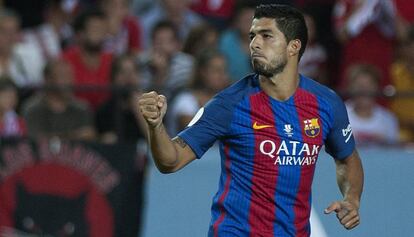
390,25,414,142
299,12,328,85
0,8,45,88
96,54,146,144
0,78,26,137
333,0,396,90
168,50,229,135
100,0,143,55
345,64,399,145
218,2,255,82
22,59,95,141
62,9,113,110
137,20,193,100
189,0,236,30
139,0,202,49
23,0,74,60
182,23,219,57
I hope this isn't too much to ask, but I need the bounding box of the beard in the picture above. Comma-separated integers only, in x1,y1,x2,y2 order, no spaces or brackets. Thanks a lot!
83,41,103,54
252,55,287,78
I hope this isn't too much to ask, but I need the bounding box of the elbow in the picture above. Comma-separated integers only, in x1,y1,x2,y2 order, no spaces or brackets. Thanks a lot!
156,163,178,174
157,167,176,174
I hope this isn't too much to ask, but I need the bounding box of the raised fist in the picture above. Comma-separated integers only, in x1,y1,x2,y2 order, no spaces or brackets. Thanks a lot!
138,91,167,128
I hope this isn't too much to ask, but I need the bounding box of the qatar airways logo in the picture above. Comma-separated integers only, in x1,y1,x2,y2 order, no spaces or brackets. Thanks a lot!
259,140,321,166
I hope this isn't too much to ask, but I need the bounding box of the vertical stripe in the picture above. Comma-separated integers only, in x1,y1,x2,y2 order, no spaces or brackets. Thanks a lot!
248,92,279,236
293,89,323,237
217,97,255,235
213,143,232,237
271,98,303,236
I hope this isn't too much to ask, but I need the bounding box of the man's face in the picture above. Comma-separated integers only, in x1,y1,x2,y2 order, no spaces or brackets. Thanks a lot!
249,17,288,78
81,17,106,53
114,58,140,87
152,28,177,56
349,73,378,107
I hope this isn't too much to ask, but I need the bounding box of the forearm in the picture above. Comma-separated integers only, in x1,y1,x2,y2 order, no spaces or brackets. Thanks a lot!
148,124,179,173
336,150,364,206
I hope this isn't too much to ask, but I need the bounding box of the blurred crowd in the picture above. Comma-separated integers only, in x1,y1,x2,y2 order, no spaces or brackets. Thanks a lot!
0,0,413,146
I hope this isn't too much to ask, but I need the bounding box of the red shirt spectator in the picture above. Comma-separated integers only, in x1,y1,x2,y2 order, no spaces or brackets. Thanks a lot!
333,0,396,90
63,9,113,110
63,47,112,110
101,0,143,55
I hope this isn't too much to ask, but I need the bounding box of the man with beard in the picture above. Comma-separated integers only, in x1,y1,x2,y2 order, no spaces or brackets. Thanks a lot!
138,4,364,237
23,59,95,141
63,9,112,110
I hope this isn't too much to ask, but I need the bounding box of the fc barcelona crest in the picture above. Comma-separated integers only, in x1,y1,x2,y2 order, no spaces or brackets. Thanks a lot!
303,118,320,138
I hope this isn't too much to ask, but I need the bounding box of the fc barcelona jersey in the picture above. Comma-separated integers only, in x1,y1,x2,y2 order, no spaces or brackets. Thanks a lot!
178,74,355,237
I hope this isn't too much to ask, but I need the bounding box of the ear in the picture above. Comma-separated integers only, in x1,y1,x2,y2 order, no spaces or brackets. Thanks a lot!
288,39,302,57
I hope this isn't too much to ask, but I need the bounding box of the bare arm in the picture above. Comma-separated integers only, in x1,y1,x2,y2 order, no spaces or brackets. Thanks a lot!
138,91,196,173
325,149,364,230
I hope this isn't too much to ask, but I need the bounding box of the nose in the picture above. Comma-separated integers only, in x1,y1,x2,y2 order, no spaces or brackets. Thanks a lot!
250,36,262,51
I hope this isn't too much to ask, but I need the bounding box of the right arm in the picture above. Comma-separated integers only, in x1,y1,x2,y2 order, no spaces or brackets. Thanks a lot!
138,91,196,173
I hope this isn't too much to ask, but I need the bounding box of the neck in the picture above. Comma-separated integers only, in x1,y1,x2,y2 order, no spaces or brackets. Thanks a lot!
259,61,300,101
80,47,101,68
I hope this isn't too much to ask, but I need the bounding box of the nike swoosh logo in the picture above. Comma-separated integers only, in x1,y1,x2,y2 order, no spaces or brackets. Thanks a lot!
253,122,273,130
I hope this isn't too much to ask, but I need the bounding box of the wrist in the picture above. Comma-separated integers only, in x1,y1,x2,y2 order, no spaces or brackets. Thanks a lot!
149,122,164,133
344,196,360,208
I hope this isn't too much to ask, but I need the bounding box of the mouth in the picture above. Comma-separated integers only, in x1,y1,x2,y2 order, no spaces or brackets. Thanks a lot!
251,53,265,59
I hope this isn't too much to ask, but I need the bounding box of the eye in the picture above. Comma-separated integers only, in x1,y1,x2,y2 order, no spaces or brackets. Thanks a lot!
249,33,255,41
263,34,272,39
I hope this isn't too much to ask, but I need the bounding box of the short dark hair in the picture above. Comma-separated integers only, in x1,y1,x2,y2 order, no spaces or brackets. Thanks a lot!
150,20,179,41
254,4,308,60
72,9,105,33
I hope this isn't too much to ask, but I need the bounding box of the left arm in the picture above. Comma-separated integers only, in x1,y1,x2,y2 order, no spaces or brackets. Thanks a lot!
325,149,364,230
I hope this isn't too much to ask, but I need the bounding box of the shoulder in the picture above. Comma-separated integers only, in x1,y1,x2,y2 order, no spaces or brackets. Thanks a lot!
201,74,258,115
172,52,194,64
374,105,398,122
21,95,45,115
300,75,343,106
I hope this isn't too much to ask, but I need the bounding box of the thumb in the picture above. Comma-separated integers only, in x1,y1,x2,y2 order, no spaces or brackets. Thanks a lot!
324,201,342,214
157,95,168,115
157,95,166,108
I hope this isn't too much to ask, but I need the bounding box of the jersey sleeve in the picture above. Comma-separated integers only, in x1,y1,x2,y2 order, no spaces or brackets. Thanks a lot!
177,94,233,159
325,95,356,160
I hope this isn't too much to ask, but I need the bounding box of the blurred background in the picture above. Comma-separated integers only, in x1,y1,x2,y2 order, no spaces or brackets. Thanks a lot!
0,0,413,236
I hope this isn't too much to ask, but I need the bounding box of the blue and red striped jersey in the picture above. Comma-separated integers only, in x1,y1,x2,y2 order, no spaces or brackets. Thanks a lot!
178,74,355,237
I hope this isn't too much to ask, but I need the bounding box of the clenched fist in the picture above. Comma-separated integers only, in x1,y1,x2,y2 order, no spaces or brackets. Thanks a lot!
138,91,167,128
